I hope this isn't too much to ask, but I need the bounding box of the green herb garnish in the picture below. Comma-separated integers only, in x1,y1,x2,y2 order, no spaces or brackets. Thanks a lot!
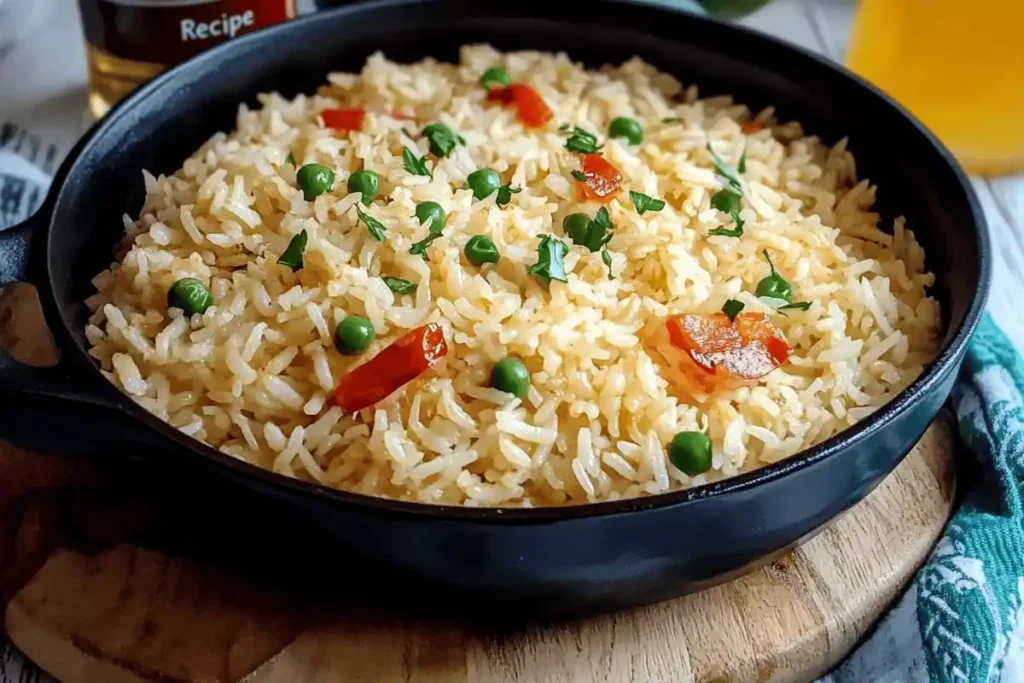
528,235,570,284
285,152,296,166
564,207,613,253
710,188,741,214
563,211,616,279
778,301,811,311
571,170,587,182
564,126,601,154
704,225,745,239
707,143,743,192
705,143,748,238
722,299,744,321
601,248,613,280
708,188,745,237
277,229,308,271
422,123,462,158
355,206,387,242
402,146,433,178
630,190,666,216
383,277,417,294
496,184,521,208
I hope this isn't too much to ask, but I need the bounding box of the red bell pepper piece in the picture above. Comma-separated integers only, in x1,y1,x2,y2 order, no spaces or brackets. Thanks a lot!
333,323,448,413
666,313,789,379
321,108,366,132
486,86,515,105
575,154,623,202
487,83,552,129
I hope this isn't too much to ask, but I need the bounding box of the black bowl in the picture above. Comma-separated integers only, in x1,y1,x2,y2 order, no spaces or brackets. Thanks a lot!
0,0,988,616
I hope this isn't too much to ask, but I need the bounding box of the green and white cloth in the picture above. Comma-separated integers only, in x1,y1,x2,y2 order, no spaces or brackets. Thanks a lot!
820,314,1024,682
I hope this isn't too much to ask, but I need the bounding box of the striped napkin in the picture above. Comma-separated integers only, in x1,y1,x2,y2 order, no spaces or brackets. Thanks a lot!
0,126,56,230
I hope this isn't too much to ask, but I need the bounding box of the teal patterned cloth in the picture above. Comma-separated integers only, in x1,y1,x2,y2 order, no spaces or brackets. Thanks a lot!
819,314,1024,682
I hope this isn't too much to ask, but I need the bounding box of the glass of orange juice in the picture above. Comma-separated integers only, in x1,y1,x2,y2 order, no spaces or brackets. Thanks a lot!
847,0,1024,175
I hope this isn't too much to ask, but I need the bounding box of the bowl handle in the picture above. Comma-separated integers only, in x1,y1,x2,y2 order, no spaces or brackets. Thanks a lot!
0,213,66,396
1,213,74,389
0,214,156,455
0,212,34,287
1,212,100,399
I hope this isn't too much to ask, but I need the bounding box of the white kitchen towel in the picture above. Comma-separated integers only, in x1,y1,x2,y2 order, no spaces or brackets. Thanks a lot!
0,0,82,231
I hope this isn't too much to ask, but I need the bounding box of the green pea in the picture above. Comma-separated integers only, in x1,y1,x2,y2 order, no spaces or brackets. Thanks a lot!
608,117,644,145
296,163,335,201
480,66,510,90
465,235,500,265
467,168,502,201
334,316,375,355
490,357,530,399
755,250,794,302
668,431,713,476
347,169,379,205
415,201,446,233
562,213,592,239
167,278,212,316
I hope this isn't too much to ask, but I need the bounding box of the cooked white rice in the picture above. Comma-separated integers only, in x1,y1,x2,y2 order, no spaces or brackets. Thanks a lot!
85,45,940,507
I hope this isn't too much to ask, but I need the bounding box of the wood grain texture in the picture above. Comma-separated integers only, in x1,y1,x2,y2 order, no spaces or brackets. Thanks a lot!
1,418,955,683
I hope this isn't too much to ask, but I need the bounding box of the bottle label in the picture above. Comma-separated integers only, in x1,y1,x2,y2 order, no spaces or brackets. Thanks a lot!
79,0,297,66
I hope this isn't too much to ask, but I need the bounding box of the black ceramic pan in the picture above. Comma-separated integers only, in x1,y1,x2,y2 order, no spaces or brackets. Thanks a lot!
0,0,989,616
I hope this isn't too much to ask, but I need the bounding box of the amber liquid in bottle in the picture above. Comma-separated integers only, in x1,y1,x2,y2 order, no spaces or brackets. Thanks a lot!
78,0,297,120
848,0,1024,175
85,46,163,120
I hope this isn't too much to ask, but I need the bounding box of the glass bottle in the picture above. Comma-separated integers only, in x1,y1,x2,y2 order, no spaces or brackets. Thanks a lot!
77,0,298,120
848,0,1024,175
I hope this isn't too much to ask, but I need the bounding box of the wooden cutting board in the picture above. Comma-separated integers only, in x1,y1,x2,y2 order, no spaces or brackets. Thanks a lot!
0,417,955,683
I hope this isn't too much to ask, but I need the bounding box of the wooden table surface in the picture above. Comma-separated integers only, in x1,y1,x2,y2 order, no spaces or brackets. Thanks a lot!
1,0,1020,680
